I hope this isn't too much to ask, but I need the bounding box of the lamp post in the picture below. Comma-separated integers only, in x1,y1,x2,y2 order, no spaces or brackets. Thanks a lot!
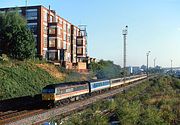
154,58,156,68
122,25,128,81
171,60,173,74
146,51,151,77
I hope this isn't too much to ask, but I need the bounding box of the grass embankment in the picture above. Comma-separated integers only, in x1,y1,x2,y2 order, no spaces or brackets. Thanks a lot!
0,60,90,100
57,76,180,125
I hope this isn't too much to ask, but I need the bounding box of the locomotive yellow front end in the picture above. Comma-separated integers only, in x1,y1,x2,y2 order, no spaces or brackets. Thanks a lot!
42,93,55,101
42,86,56,108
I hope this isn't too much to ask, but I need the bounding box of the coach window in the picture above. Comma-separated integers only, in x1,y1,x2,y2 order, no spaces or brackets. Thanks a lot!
66,88,73,93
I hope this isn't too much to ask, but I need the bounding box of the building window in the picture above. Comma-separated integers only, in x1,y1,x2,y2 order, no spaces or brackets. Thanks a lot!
26,9,37,20
68,25,71,33
57,27,61,35
67,36,71,43
77,48,83,54
44,26,47,34
63,23,66,31
49,26,56,34
73,46,76,53
27,23,37,34
67,53,71,62
34,37,37,48
44,12,48,22
55,16,58,22
74,29,76,36
35,48,38,54
44,37,47,48
67,44,71,52
43,50,47,58
77,39,83,46
49,52,56,60
59,19,62,24
49,38,56,47
63,42,66,49
57,39,61,48
63,34,66,41
50,16,53,22
73,39,76,45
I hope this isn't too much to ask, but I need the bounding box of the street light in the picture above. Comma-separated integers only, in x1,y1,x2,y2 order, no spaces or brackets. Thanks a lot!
154,58,156,68
122,25,128,81
146,51,151,77
171,60,173,74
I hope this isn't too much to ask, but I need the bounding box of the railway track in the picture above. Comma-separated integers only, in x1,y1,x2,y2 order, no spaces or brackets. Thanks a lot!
0,95,43,125
0,109,45,125
0,77,153,125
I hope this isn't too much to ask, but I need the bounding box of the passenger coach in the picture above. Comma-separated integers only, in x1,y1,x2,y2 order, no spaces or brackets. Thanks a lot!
88,79,111,93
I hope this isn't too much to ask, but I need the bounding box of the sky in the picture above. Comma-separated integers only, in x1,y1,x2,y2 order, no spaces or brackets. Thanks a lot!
0,0,180,67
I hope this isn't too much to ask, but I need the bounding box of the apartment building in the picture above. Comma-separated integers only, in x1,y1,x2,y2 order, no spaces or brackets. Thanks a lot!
0,5,88,69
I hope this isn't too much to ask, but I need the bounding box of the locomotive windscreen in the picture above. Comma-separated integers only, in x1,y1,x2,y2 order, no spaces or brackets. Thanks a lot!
42,88,55,93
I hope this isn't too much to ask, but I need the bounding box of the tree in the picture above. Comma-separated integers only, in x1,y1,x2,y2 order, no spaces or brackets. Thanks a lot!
0,10,35,60
10,26,35,60
88,60,123,79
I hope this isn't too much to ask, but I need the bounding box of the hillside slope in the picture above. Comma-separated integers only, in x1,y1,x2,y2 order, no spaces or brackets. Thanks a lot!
0,60,92,100
0,62,61,100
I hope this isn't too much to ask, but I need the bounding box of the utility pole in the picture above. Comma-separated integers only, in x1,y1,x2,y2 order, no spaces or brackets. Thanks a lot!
122,25,128,81
146,51,151,77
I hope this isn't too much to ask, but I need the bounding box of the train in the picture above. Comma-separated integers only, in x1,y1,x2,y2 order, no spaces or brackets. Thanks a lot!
42,74,147,107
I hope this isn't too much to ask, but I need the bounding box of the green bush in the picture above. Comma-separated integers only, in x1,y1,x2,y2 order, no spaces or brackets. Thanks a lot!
89,60,123,79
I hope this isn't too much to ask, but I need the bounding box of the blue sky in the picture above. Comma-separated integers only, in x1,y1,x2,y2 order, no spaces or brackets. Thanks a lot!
0,0,180,67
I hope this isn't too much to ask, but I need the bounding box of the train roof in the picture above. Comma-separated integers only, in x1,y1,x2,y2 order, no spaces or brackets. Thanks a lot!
43,81,89,89
88,78,110,83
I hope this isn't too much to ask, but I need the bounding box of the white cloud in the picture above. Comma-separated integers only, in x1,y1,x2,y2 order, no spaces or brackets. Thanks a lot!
178,28,180,31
